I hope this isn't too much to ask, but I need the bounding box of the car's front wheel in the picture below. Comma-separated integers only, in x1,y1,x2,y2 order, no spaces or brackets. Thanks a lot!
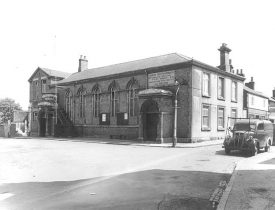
225,147,231,154
251,144,258,156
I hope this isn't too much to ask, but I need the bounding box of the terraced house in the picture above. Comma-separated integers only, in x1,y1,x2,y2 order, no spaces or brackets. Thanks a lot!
28,44,245,143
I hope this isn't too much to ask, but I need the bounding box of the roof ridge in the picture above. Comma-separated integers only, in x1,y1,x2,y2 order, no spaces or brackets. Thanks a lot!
84,53,188,71
40,67,70,74
173,53,193,61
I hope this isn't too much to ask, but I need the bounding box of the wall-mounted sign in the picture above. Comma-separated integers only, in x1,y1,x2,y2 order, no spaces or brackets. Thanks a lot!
148,70,175,87
38,101,54,107
42,94,57,102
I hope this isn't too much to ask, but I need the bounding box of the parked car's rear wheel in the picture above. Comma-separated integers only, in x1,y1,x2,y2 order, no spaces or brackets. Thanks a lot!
225,147,231,154
265,140,271,152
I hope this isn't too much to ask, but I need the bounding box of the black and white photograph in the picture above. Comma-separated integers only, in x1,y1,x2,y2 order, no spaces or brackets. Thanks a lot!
1,0,275,209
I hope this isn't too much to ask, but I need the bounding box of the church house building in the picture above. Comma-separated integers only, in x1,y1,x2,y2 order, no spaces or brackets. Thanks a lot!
28,44,245,143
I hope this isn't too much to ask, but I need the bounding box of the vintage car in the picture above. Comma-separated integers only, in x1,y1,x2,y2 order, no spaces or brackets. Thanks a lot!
223,119,273,156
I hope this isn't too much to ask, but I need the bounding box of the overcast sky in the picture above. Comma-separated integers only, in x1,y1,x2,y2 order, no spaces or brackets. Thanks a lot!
0,0,274,110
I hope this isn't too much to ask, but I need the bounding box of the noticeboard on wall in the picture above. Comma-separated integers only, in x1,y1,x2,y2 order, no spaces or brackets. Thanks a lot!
148,70,175,88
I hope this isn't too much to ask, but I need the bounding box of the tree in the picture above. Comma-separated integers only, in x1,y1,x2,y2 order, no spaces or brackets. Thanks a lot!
0,98,22,124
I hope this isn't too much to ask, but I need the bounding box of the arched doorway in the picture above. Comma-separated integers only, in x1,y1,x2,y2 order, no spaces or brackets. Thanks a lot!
141,100,159,141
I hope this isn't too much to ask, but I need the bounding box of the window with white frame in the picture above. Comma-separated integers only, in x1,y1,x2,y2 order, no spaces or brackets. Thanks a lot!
218,77,225,99
231,81,237,102
202,73,210,96
218,107,225,130
202,104,211,130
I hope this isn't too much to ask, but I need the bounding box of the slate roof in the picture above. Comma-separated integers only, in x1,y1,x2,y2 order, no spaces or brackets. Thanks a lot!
57,53,192,85
13,111,28,123
40,68,71,78
244,86,269,99
28,67,71,82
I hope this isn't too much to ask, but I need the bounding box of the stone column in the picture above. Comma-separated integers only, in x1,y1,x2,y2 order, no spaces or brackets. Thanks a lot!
45,112,49,136
138,114,144,141
156,112,164,143
37,112,41,136
51,113,55,136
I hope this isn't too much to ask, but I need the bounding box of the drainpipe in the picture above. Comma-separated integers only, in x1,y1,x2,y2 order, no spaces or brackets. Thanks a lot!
172,80,180,147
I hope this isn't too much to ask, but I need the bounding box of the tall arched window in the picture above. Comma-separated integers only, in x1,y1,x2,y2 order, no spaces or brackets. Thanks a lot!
126,78,139,116
92,85,101,117
109,81,119,117
65,90,73,120
77,88,86,118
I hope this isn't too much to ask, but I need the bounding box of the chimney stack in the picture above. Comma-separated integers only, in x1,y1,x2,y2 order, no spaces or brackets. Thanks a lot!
78,55,88,72
218,43,231,72
245,77,255,90
229,59,234,72
273,88,275,98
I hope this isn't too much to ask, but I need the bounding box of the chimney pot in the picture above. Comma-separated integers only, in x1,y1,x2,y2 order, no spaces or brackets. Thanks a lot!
251,77,253,82
78,55,88,72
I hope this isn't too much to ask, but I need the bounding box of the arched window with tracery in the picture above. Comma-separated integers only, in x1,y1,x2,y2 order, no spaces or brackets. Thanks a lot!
126,78,139,116
108,81,119,117
92,84,101,117
65,90,73,120
77,88,86,118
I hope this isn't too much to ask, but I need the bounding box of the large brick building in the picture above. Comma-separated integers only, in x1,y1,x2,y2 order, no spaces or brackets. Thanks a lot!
29,44,245,142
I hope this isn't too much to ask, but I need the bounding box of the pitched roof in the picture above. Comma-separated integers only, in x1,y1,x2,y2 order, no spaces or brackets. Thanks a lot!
57,53,192,84
244,86,269,99
40,67,71,78
28,67,71,82
13,111,28,123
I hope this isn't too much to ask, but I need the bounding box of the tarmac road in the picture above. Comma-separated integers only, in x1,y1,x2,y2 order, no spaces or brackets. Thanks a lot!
0,138,246,210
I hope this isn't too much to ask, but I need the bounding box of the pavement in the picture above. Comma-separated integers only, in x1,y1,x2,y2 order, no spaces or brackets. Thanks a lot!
218,148,275,210
11,136,224,148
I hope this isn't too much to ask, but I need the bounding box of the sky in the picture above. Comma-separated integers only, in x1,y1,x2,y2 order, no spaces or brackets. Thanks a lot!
0,0,274,110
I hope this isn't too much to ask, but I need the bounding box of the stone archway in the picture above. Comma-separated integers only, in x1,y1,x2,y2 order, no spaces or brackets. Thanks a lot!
140,99,159,141
138,89,173,143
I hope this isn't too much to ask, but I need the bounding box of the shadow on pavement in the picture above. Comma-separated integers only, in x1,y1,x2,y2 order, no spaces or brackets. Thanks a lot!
0,169,231,210
215,149,250,157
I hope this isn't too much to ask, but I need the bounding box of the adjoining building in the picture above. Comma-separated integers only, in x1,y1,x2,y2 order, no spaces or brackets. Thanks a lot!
268,89,275,122
28,67,71,137
243,77,269,120
29,44,245,142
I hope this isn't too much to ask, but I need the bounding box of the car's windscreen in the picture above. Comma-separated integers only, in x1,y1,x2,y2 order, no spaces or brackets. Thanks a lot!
233,123,256,131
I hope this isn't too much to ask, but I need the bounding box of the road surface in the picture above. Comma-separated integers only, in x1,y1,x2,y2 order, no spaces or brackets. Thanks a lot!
0,138,246,209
